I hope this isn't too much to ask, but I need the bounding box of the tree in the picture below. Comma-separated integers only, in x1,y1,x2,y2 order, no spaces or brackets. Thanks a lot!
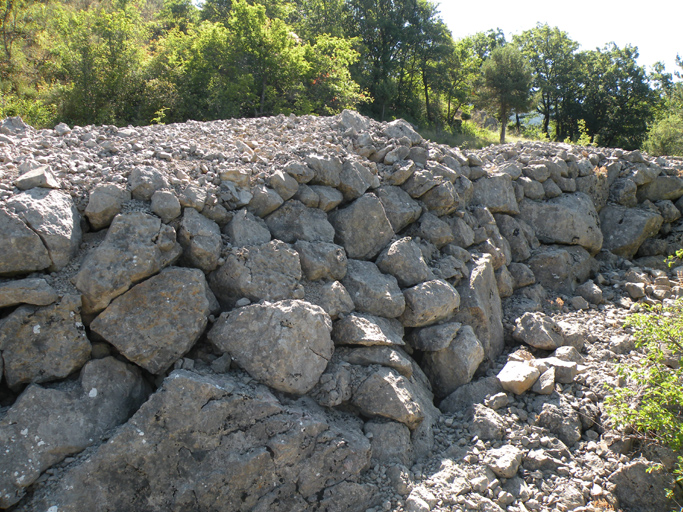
478,45,532,143
443,36,481,126
470,28,505,61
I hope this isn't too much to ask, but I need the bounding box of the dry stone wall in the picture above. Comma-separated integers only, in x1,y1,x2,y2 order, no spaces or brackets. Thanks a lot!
0,112,682,511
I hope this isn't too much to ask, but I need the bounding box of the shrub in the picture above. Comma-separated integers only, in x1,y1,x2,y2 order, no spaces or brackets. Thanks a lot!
643,115,683,157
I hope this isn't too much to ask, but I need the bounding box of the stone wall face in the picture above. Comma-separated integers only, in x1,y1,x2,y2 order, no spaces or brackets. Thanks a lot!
0,113,682,511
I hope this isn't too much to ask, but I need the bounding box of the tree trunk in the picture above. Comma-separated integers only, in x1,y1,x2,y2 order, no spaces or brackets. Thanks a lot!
422,66,430,123
500,106,508,144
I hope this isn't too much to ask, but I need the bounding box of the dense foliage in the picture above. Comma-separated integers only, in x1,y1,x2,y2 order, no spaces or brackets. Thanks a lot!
1,0,680,152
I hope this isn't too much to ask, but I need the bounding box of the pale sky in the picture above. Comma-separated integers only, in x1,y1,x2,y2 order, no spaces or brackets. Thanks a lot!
437,0,681,75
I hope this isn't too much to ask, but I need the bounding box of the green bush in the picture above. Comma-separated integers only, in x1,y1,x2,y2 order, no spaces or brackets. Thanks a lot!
643,115,683,157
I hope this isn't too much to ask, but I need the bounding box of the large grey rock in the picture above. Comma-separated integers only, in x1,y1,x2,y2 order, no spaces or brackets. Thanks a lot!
636,175,683,202
364,420,413,465
223,208,271,246
0,357,149,509
537,401,582,446
342,259,405,318
208,240,302,307
209,300,333,394
439,376,503,413
265,200,335,243
85,183,131,230
128,166,170,200
248,184,284,217
513,312,564,350
446,216,475,248
0,208,51,276
333,313,405,347
408,212,454,248
421,325,485,398
90,268,217,374
307,154,343,187
383,119,422,145
600,205,664,258
23,370,371,512
494,214,535,262
471,174,519,214
421,181,460,216
294,240,347,281
454,254,504,360
338,159,375,200
178,208,222,272
7,188,82,271
304,280,354,320
400,279,460,328
485,445,523,479
518,193,602,254
575,171,609,211
150,189,181,223
13,165,60,191
497,361,540,395
376,237,433,287
408,321,461,351
0,295,90,388
0,278,58,308
609,178,638,206
337,346,413,378
469,404,505,440
526,245,593,293
74,212,182,314
608,461,679,512
374,186,422,233
401,169,441,198
329,193,394,260
268,169,299,200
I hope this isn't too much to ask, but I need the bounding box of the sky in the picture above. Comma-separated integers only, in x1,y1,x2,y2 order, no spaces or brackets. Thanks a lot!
436,0,681,75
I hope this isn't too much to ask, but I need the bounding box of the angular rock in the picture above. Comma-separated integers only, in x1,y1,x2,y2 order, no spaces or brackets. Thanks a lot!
208,240,301,307
0,295,90,388
408,321,461,351
0,208,51,276
338,159,375,200
537,401,582,446
180,185,207,211
421,181,460,216
454,254,504,360
304,280,354,320
469,404,505,440
610,177,638,207
526,244,593,293
150,189,181,223
178,208,222,272
508,262,536,289
575,279,603,304
333,313,404,347
224,208,270,247
265,200,335,243
268,169,299,200
309,185,343,211
400,279,460,328
518,193,603,254
446,216,475,248
342,259,405,318
608,461,678,512
7,188,82,271
284,160,315,184
128,166,170,200
374,186,422,232
74,212,182,314
383,119,422,145
376,237,433,287
636,175,683,202
471,174,519,214
421,325,485,398
329,193,394,260
338,346,413,378
248,184,284,217
531,367,555,395
495,214,534,262
24,370,370,512
0,278,58,308
294,240,347,281
513,312,564,350
364,420,413,465
14,165,60,190
497,361,540,395
86,184,131,230
537,357,577,384
209,300,333,394
600,205,664,258
485,445,523,479
91,267,217,374
307,154,343,187
409,212,454,248
0,357,148,509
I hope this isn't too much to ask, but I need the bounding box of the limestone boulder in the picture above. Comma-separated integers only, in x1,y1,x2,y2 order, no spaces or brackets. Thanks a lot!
383,119,422,145
306,154,343,187
408,212,454,248
471,173,519,214
610,178,638,206
608,461,679,512
400,279,460,328
329,193,394,260
338,159,375,200
485,445,523,479
513,312,565,351
517,193,602,254
526,245,594,293
332,313,405,347
636,175,683,202
268,169,299,200
128,166,170,200
337,346,413,378
0,208,51,275
265,200,335,243
13,165,60,190
248,184,284,217
364,420,413,465
497,361,540,395
208,300,333,394
304,280,354,320
439,376,503,413
150,189,181,223
421,325,485,398
0,278,58,308
24,370,371,512
408,321,461,351
7,188,82,271
454,254,504,360
374,186,422,232
178,208,222,272
91,267,217,374
0,295,90,388
0,357,149,509
600,205,664,258
85,183,131,230
74,212,182,314
469,404,505,440
208,240,301,307
342,259,405,318
294,240,347,281
223,208,271,246
376,237,433,287
537,401,582,446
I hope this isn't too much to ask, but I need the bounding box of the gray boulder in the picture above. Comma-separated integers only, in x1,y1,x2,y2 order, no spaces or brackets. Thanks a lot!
513,312,564,350
307,154,343,187
74,212,182,314
338,159,375,200
342,259,405,318
208,300,333,394
609,178,638,207
223,208,271,246
337,346,413,378
85,183,131,230
248,184,284,217
421,181,460,216
294,240,347,281
0,208,51,276
7,188,82,271
374,186,422,232
446,216,475,248
526,245,594,293
0,357,148,509
208,240,302,307
0,278,58,308
408,212,454,248
178,208,222,272
268,169,299,200
13,165,60,191
265,200,335,243
383,119,422,145
439,376,503,413
469,404,505,440
128,166,170,200
90,267,217,374
517,193,603,254
304,280,354,320
608,461,679,512
636,175,683,202
421,325,485,398
600,205,664,258
364,420,413,465
408,321,461,351
400,279,460,328
329,193,394,260
0,295,90,388
24,370,371,512
471,173,519,214
376,237,433,287
150,189,182,223
333,313,405,347
537,401,582,446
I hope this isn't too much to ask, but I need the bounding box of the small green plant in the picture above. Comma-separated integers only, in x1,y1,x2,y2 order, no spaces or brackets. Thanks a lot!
665,248,683,271
150,106,169,125
564,119,595,146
